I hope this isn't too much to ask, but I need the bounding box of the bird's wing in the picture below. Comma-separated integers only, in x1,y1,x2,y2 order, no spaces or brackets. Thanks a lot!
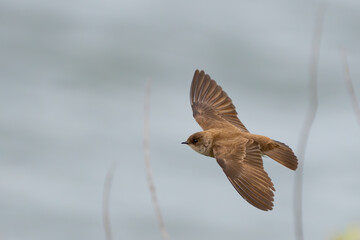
190,69,248,131
213,138,275,211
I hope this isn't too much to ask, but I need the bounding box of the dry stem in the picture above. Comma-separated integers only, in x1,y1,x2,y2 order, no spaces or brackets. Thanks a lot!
340,49,360,128
294,4,327,240
144,81,170,240
103,160,117,240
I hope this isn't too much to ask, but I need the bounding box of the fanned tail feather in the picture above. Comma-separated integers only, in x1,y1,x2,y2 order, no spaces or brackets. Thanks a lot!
264,140,298,170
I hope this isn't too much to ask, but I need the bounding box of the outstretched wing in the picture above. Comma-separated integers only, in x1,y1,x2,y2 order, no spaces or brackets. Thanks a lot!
190,69,248,131
214,138,275,211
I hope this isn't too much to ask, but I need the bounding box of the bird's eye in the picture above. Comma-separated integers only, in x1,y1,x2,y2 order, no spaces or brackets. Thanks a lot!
193,138,198,143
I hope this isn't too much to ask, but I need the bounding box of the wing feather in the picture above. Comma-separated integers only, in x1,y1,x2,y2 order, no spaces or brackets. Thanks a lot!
214,139,275,211
190,69,248,131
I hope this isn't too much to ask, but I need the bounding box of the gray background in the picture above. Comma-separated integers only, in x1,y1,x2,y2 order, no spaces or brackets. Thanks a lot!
1,0,359,239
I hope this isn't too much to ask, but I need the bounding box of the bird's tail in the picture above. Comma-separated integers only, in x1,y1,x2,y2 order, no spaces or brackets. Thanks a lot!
264,140,298,170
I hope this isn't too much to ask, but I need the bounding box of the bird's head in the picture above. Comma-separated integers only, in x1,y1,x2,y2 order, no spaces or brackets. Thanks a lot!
182,131,213,156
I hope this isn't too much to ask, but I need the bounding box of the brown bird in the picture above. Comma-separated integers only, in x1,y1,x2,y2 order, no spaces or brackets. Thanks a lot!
182,69,298,211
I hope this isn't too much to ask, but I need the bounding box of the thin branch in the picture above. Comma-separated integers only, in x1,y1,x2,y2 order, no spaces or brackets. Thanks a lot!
144,81,170,240
340,49,360,128
102,160,117,240
294,4,327,240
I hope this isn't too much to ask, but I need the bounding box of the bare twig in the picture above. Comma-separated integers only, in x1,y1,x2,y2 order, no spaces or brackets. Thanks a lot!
340,49,360,128
103,160,117,240
144,81,170,240
294,5,327,240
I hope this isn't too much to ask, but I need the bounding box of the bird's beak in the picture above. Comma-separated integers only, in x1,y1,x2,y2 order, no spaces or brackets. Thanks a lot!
181,141,188,145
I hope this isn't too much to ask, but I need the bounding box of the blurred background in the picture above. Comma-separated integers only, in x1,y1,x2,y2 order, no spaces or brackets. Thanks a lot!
1,0,360,239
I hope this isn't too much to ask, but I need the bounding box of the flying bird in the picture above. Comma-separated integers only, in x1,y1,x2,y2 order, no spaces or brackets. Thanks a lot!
182,70,298,211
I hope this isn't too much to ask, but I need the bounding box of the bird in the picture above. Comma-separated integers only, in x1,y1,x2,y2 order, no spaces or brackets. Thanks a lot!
182,69,298,211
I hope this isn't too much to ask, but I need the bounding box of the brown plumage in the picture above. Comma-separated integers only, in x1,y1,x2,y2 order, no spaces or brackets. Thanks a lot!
182,69,298,211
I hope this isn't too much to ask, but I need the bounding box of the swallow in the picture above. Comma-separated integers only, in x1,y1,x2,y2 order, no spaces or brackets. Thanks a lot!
182,70,298,211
